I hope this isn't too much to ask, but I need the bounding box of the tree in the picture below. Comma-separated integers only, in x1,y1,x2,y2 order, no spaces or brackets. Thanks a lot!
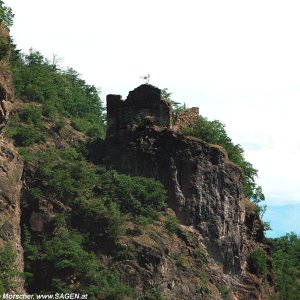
0,0,14,27
161,88,186,124
269,233,300,299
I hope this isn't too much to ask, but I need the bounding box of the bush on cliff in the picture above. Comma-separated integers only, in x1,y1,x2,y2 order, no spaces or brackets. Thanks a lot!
247,248,268,276
0,0,14,27
23,226,134,298
0,245,19,293
6,106,47,146
0,35,9,59
98,170,167,221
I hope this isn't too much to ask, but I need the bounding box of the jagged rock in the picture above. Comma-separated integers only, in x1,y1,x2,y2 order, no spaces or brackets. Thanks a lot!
106,85,245,274
0,139,24,292
0,23,25,292
106,84,274,299
0,25,14,130
115,219,223,300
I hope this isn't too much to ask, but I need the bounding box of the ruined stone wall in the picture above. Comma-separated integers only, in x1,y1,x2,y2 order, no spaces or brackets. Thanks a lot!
107,84,171,137
173,107,199,131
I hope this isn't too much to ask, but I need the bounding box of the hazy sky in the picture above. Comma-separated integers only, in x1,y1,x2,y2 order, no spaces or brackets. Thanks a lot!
5,0,300,236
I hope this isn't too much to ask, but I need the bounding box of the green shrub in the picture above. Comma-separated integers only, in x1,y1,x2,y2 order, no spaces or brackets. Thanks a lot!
72,197,125,240
7,107,46,146
247,248,268,275
195,247,207,268
218,285,232,300
99,170,167,220
116,245,138,261
176,254,187,268
9,125,46,146
22,226,39,287
16,147,34,162
19,106,43,125
27,187,43,201
165,215,180,234
10,49,106,137
269,233,300,299
35,148,98,202
0,36,9,59
39,228,133,297
140,287,165,300
0,244,19,293
71,117,104,138
54,118,66,132
42,102,57,117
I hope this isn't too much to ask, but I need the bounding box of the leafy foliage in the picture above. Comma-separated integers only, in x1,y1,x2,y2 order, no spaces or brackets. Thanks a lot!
34,148,98,202
269,233,300,299
247,248,268,276
161,88,186,124
165,215,180,234
10,48,106,139
140,287,166,300
195,247,207,268
181,114,265,208
0,34,9,59
0,245,19,293
6,105,47,146
20,145,168,292
23,226,134,298
98,170,167,221
218,285,232,300
72,197,125,240
0,0,14,27
19,105,43,125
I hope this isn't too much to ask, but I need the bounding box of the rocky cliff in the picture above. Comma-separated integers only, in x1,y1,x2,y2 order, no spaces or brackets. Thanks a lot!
0,24,275,295
0,24,24,292
106,84,274,299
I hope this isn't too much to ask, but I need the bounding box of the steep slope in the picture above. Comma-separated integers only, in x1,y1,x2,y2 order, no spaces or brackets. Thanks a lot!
106,84,276,299
1,30,278,297
0,23,24,293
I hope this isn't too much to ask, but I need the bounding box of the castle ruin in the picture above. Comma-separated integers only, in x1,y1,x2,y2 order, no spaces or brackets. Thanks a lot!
106,84,199,136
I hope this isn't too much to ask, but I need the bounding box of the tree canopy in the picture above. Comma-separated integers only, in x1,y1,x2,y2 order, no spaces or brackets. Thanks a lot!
0,0,14,27
268,233,300,299
10,48,106,139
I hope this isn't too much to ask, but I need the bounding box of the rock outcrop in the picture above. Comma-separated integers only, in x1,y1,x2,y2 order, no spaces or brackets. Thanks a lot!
106,84,245,273
106,84,273,299
0,23,24,292
0,139,24,291
0,25,14,130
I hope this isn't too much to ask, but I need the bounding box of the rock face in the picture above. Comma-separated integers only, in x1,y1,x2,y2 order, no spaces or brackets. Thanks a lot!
0,140,24,288
106,85,245,274
116,216,225,300
0,24,25,292
0,25,14,130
